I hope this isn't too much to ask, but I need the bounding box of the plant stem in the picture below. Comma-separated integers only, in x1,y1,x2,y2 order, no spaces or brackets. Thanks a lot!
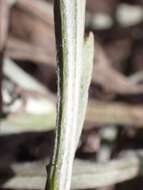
45,1,94,190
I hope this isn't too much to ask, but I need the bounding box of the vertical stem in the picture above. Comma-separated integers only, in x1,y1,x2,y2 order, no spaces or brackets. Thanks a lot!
46,0,94,190
46,0,86,190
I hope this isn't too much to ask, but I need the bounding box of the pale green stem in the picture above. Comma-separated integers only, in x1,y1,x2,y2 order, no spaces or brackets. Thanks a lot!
46,1,94,190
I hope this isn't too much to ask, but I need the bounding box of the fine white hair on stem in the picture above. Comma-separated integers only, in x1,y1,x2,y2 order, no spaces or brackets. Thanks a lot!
46,0,94,190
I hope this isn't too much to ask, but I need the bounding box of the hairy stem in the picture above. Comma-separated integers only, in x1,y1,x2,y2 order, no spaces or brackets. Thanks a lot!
45,1,94,190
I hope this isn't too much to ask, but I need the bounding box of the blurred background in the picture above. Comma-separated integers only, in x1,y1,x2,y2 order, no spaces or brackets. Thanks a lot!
1,0,143,189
